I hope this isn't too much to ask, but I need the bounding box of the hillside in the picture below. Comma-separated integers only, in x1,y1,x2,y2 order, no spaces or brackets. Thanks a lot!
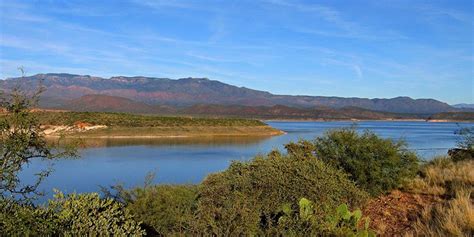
181,104,415,120
63,94,176,114
452,103,474,109
427,112,474,122
1,73,456,114
53,95,420,120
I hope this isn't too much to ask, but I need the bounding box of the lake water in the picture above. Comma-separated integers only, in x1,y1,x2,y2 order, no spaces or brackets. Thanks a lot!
21,121,473,201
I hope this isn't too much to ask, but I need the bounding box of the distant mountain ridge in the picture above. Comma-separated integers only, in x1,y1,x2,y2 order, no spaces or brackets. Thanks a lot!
55,94,413,120
452,103,474,109
1,73,456,114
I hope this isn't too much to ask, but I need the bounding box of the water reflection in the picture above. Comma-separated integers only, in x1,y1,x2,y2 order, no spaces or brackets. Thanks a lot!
51,135,274,148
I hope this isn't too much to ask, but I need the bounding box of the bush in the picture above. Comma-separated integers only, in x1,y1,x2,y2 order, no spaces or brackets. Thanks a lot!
48,191,145,236
450,127,474,162
0,192,145,236
0,198,58,235
121,185,198,235
288,127,419,196
195,151,368,235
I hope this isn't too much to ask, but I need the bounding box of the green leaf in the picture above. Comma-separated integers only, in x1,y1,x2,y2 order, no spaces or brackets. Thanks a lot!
353,209,362,222
368,230,377,237
281,203,292,216
336,203,349,217
356,230,369,237
299,198,313,220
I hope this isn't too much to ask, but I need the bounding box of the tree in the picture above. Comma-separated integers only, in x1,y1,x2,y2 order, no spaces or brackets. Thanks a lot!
287,127,419,196
450,127,474,161
0,75,77,203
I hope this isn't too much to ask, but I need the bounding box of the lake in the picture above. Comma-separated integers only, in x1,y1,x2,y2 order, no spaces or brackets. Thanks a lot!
21,121,473,201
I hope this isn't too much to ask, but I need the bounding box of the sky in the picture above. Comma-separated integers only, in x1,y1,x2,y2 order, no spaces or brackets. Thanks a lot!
0,0,473,104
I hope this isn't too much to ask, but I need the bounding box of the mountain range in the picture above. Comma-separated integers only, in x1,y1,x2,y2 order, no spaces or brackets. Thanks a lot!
452,103,474,109
0,73,460,116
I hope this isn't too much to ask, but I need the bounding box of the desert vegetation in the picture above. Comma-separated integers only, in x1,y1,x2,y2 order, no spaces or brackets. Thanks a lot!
31,111,268,127
401,156,473,236
17,111,284,138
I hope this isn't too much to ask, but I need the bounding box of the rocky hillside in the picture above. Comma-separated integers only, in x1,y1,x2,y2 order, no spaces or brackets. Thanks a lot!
1,73,456,114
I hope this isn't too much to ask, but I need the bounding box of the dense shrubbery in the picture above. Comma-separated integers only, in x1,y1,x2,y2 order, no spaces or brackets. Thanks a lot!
106,184,199,235
0,191,144,236
0,199,58,235
195,151,368,235
286,127,419,196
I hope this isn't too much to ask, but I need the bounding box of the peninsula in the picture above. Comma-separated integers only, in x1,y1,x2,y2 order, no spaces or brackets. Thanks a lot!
27,111,284,138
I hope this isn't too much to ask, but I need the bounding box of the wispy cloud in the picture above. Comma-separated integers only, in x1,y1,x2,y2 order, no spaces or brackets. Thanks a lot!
416,4,473,25
353,65,363,79
322,58,364,79
262,0,407,40
134,0,196,9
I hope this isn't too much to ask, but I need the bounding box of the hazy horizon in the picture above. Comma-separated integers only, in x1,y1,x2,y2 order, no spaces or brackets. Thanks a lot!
1,0,473,104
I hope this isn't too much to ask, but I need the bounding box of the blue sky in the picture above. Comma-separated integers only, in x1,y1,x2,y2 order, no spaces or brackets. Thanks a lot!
0,0,473,104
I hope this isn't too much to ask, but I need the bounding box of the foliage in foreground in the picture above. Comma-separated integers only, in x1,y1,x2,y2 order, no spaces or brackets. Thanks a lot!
195,151,368,235
404,156,474,196
0,86,77,203
0,191,145,236
412,188,473,236
285,127,419,196
104,150,368,236
105,183,199,236
278,199,376,236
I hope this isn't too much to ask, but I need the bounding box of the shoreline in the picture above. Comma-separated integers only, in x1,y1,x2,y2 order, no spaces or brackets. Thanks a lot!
43,125,286,139
263,118,474,123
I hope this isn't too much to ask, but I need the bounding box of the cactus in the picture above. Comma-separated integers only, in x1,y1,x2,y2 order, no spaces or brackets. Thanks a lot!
276,198,376,236
329,203,376,236
299,198,314,221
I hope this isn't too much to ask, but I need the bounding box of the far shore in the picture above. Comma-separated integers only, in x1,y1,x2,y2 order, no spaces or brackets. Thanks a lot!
43,125,286,139
263,118,474,123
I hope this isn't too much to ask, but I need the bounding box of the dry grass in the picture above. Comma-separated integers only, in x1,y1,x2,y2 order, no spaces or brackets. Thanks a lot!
410,188,473,236
404,156,474,196
402,157,474,236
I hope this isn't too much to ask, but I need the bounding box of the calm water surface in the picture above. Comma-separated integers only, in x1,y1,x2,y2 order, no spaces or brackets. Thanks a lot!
21,121,473,201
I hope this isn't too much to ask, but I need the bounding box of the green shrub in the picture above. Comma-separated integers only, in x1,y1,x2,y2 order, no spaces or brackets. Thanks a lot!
195,151,368,235
122,185,199,235
48,191,145,236
288,127,419,196
0,198,59,236
0,192,145,236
